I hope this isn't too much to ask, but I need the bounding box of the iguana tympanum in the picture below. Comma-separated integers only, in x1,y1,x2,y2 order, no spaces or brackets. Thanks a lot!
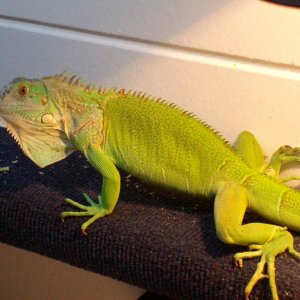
1,73,300,299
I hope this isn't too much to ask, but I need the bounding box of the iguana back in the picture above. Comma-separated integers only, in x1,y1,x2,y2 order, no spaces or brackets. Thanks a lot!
103,94,248,196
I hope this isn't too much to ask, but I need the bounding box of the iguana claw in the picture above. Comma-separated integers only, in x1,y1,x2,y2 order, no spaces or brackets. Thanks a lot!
61,194,109,234
266,146,300,182
234,230,300,300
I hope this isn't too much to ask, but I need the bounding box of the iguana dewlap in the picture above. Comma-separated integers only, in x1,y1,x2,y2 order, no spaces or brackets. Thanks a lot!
1,73,300,300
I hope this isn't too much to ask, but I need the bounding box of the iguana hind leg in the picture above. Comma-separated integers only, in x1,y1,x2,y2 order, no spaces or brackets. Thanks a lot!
214,183,300,300
235,230,300,300
61,144,120,234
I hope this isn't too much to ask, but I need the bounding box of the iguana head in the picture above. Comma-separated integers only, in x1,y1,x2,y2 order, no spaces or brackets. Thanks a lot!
0,77,74,167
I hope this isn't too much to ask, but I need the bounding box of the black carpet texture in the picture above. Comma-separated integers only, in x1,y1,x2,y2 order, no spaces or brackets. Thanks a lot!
0,127,300,299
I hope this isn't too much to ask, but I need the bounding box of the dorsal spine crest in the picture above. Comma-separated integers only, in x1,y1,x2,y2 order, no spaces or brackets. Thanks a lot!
49,73,231,149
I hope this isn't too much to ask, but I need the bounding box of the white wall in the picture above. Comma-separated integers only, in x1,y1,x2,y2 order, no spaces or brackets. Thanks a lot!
1,1,300,153
1,1,300,299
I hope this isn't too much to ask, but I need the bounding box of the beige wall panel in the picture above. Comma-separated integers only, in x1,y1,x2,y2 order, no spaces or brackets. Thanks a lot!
0,243,144,300
0,1,300,65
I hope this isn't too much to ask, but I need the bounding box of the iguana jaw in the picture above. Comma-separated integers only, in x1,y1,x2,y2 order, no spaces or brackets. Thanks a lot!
0,111,74,168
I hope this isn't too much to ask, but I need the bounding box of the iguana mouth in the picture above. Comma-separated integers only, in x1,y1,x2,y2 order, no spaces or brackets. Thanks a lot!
0,82,13,100
0,82,13,126
0,87,18,145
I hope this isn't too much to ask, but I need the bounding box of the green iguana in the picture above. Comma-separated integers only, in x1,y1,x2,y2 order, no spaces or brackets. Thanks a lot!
1,73,300,300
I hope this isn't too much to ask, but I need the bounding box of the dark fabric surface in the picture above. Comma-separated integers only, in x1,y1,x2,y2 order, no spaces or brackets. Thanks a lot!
265,0,300,7
1,127,300,299
138,292,173,300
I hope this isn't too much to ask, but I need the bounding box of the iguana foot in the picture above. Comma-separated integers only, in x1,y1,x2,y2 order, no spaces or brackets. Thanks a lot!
61,193,109,235
234,230,300,300
266,146,300,182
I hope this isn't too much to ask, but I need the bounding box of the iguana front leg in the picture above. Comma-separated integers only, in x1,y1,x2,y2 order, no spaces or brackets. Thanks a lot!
234,131,300,183
214,183,300,300
265,146,300,182
233,131,265,171
61,144,120,234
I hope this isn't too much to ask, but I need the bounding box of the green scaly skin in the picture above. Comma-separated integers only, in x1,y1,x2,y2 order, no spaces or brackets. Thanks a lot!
1,73,300,300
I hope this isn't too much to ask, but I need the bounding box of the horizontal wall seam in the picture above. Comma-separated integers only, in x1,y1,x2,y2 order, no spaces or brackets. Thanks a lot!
1,15,300,81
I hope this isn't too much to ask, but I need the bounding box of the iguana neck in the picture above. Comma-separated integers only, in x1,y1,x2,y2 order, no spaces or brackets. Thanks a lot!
42,77,106,150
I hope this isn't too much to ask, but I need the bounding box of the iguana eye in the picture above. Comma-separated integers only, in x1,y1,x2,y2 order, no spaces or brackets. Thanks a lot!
17,85,29,96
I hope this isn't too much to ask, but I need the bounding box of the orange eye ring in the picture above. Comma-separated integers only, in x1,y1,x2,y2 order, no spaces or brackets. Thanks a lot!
17,85,29,96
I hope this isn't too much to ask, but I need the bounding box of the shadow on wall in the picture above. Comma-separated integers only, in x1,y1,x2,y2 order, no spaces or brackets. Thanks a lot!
0,0,232,84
